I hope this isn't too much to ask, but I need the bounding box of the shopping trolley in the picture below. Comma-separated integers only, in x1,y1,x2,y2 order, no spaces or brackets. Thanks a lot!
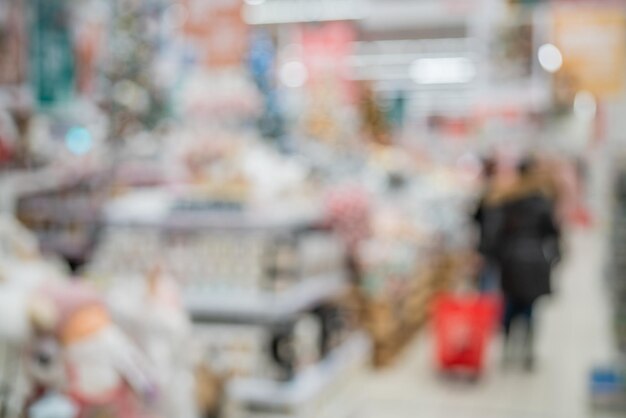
433,294,501,375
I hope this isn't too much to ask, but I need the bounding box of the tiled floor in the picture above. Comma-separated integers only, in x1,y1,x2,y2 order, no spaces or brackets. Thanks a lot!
341,227,618,418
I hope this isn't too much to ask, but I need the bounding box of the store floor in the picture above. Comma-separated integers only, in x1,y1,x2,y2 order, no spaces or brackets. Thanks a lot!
338,227,616,418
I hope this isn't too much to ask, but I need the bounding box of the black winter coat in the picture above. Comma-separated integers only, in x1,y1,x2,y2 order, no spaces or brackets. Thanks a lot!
494,192,560,305
473,196,503,259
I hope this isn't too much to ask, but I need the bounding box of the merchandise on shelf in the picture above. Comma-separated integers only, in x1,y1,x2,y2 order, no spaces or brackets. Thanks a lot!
89,192,355,366
15,170,107,270
0,212,222,418
106,266,202,418
0,215,70,418
356,236,455,367
349,165,475,367
105,0,168,137
324,184,371,254
83,183,364,418
358,81,391,146
23,280,160,418
0,268,216,418
88,191,345,299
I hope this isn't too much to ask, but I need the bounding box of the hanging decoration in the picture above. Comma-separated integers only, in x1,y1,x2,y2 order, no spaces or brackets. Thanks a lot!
248,30,285,141
105,0,169,140
30,0,75,107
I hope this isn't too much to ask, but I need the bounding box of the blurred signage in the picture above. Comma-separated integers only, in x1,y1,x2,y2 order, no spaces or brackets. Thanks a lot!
300,22,355,99
182,0,248,68
31,0,75,107
554,7,626,97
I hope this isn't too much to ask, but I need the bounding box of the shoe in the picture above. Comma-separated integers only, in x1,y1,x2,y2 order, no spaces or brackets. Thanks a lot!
523,354,535,372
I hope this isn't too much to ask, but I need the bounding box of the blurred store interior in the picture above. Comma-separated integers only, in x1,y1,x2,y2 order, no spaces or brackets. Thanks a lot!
1,0,626,417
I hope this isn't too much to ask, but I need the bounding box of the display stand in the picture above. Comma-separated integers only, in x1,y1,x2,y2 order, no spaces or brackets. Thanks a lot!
88,190,364,418
225,332,370,418
594,169,626,410
9,167,107,270
185,271,347,324
359,246,467,368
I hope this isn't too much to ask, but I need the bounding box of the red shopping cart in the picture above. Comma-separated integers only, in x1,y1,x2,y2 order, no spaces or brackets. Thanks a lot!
433,294,501,375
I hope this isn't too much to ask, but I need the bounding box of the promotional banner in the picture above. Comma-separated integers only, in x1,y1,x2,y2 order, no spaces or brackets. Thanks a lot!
554,6,626,97
183,0,248,69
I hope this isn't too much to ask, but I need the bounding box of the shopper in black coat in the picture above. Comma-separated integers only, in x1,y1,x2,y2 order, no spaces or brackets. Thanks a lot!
473,157,501,291
493,158,560,370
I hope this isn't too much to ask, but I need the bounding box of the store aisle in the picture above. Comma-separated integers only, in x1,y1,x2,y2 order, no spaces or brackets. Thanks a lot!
341,227,614,418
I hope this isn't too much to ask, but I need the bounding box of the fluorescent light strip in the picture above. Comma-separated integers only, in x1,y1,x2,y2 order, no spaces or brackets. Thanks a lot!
349,52,473,67
410,57,476,85
243,0,368,24
352,38,477,55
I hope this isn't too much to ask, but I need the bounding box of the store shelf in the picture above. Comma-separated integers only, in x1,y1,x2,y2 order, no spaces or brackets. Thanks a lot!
104,189,323,231
226,332,371,410
103,189,173,226
164,207,322,232
184,272,348,323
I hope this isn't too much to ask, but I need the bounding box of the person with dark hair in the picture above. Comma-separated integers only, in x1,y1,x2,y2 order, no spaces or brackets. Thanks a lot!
493,156,561,370
473,157,501,292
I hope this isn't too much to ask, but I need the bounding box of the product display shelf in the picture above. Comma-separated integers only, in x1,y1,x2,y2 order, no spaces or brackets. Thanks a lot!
364,273,434,367
592,170,626,411
90,190,358,411
0,166,99,212
13,170,107,269
224,332,371,418
92,190,339,286
103,189,323,232
184,271,348,324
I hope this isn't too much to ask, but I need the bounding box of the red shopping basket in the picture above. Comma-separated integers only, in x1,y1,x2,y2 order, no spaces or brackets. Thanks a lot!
433,294,501,374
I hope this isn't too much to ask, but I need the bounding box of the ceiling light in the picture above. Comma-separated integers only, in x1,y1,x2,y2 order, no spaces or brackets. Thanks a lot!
410,57,476,85
538,44,563,73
